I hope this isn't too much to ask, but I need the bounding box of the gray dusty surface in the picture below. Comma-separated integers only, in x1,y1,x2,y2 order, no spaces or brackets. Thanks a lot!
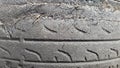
0,0,120,68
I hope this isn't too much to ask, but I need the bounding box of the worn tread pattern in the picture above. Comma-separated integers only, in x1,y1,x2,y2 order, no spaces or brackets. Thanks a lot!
0,0,120,68
0,40,119,68
0,0,120,40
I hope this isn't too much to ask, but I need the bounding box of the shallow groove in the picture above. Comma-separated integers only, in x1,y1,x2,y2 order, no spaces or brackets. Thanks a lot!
110,48,119,56
25,48,42,61
87,49,100,60
74,25,87,33
102,27,111,34
0,46,11,56
44,25,57,33
84,56,87,61
54,56,58,62
117,64,119,68
58,49,72,61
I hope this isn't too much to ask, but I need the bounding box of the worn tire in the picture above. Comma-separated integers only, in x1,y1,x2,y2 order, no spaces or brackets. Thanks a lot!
0,0,120,68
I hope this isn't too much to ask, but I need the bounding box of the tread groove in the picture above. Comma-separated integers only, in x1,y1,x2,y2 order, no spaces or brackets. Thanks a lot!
84,56,88,61
54,56,58,62
1,37,120,42
0,46,11,56
25,48,42,61
110,48,119,56
74,25,87,33
0,1,120,67
58,49,72,62
87,49,100,60
44,25,57,33
102,27,111,34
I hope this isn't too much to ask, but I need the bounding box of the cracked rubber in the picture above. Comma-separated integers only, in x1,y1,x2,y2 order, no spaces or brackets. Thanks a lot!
0,0,120,68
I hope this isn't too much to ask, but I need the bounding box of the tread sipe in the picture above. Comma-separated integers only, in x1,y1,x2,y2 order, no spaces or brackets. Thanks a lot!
0,0,120,68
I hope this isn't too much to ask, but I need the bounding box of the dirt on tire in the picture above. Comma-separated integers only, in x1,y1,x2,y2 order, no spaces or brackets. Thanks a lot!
0,0,120,68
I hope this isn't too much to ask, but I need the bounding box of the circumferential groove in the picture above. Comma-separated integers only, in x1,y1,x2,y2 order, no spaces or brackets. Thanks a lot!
1,37,120,42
